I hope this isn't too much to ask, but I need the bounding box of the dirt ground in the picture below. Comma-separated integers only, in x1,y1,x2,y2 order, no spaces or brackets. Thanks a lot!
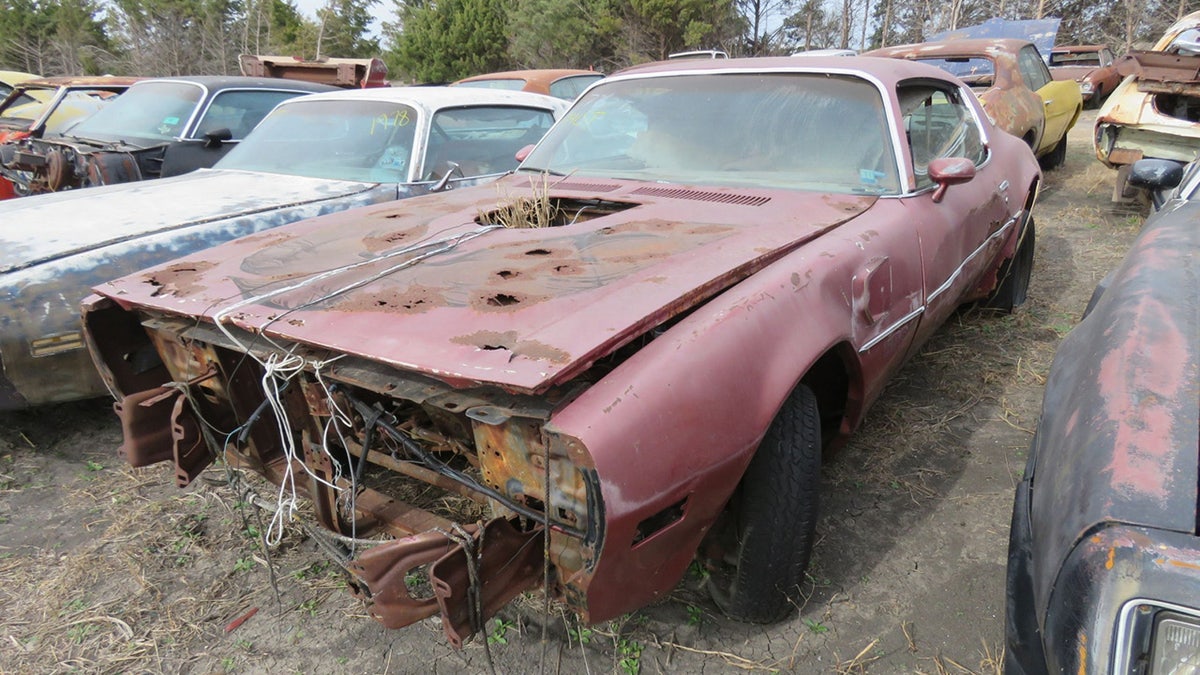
0,110,1146,674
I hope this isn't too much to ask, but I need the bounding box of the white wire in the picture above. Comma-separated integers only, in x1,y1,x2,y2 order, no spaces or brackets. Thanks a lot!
205,224,502,545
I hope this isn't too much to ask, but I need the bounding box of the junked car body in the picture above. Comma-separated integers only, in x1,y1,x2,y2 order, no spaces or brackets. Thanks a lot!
1049,45,1121,107
0,87,566,408
1095,11,1200,200
83,57,1041,645
866,38,1082,169
0,70,41,98
1005,157,1199,675
0,76,140,199
0,76,335,195
452,69,604,100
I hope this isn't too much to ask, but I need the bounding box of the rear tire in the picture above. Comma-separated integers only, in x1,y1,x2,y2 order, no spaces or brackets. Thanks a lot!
1038,136,1067,170
985,217,1036,312
709,384,821,623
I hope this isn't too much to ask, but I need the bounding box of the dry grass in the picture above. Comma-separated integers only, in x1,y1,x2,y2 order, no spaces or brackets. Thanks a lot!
479,173,560,229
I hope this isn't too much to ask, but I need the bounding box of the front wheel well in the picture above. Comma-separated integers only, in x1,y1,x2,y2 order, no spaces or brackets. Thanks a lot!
799,345,854,450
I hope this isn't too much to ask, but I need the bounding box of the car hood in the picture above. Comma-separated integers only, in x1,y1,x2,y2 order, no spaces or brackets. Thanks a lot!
0,169,377,275
1050,65,1096,81
99,175,877,394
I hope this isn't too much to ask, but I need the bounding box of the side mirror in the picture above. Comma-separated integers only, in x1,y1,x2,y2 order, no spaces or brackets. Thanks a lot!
928,157,976,203
202,128,233,149
1128,158,1184,191
515,144,535,163
430,160,463,192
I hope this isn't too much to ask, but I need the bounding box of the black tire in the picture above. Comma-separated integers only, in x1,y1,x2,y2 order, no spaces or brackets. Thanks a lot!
1038,136,1067,170
709,384,821,623
985,217,1035,312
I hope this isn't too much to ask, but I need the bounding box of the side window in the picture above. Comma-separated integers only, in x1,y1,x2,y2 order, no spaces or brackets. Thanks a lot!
195,90,301,140
1018,46,1051,91
899,84,987,190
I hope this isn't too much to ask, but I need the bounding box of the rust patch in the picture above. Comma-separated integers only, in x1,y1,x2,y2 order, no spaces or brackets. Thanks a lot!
451,330,571,363
336,284,448,313
361,224,431,254
144,261,217,297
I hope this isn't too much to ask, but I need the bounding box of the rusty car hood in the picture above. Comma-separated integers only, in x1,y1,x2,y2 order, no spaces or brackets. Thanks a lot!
99,176,876,393
0,169,377,275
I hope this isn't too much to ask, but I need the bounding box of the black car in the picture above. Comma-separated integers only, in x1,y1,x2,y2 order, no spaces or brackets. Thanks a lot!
1005,159,1200,672
0,76,335,195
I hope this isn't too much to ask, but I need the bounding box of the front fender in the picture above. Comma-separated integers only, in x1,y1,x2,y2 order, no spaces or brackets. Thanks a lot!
545,213,922,622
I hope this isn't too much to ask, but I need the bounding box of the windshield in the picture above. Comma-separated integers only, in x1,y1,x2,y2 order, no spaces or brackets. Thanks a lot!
521,72,898,195
69,81,203,145
915,57,996,87
216,99,420,182
1049,52,1100,67
422,105,557,180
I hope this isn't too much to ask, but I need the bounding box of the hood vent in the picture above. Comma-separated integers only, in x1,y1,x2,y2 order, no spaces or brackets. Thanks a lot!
550,181,620,193
630,186,771,206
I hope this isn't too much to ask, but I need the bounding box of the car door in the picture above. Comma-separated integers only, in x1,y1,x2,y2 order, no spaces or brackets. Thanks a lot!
1019,44,1081,155
899,82,1017,348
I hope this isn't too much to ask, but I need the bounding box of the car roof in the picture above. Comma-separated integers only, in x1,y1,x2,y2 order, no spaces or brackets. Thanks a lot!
1050,45,1108,53
867,38,1034,58
17,75,143,88
455,69,600,85
129,75,335,93
608,55,964,89
273,85,568,111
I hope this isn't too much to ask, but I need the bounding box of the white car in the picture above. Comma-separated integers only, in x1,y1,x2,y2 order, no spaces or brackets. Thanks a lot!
0,87,567,408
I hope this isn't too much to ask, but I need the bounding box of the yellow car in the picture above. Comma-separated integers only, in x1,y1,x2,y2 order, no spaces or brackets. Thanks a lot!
866,38,1083,169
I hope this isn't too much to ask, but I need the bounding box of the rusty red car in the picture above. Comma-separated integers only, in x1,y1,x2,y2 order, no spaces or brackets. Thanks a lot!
1049,45,1121,108
866,38,1082,170
84,56,1041,645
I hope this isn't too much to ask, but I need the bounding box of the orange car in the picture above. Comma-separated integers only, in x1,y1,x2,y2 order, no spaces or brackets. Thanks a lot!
866,39,1082,169
452,68,603,100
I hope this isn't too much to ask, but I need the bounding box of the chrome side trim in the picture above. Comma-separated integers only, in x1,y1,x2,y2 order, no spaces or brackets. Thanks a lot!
858,306,924,353
926,211,1022,305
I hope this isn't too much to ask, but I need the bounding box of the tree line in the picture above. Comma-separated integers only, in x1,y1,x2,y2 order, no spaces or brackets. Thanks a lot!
0,0,1192,82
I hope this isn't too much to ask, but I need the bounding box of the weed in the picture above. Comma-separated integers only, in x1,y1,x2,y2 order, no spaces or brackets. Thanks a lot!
803,618,829,634
567,625,593,645
85,460,103,472
616,637,643,675
235,639,253,651
298,599,320,616
292,561,329,581
687,560,710,582
66,623,97,643
487,617,514,645
686,605,703,627
220,656,236,672
62,598,86,614
233,557,254,573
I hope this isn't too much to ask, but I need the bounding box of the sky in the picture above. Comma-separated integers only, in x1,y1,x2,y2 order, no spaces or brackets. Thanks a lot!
292,0,393,38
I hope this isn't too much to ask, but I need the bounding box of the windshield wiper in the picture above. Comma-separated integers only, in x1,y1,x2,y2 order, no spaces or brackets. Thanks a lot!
516,166,566,177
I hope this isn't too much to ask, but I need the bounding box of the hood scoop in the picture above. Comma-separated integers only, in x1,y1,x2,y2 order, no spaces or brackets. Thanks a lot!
629,185,771,206
475,196,637,229
548,180,621,193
